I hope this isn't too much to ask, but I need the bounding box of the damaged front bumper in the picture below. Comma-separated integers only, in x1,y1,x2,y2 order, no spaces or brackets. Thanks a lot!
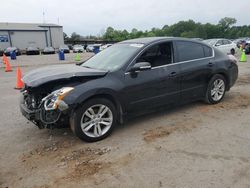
20,94,71,129
20,101,40,121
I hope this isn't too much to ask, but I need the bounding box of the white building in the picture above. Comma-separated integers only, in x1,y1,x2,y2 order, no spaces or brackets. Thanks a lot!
0,22,64,50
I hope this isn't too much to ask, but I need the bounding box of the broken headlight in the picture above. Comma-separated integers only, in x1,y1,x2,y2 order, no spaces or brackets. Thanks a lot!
42,87,74,111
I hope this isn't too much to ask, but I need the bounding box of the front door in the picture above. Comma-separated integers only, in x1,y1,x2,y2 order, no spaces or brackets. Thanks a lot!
122,42,181,113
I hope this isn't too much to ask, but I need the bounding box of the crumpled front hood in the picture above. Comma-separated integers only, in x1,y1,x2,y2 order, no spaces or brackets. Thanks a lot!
23,64,108,87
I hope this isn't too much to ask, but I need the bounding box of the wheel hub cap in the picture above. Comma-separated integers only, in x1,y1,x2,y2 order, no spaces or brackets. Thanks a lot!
80,104,113,138
211,79,225,101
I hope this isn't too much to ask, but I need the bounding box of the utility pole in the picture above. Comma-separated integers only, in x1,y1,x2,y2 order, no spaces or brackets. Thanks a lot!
43,10,45,23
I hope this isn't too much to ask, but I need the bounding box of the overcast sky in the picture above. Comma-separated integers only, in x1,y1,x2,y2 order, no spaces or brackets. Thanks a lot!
0,0,249,36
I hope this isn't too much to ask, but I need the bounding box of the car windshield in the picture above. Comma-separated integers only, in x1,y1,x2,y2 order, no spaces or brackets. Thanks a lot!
74,45,82,48
204,39,217,46
28,47,38,50
45,47,53,50
60,45,68,49
82,43,143,71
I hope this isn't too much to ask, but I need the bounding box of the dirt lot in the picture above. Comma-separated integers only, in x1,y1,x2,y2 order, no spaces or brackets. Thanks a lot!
0,53,250,188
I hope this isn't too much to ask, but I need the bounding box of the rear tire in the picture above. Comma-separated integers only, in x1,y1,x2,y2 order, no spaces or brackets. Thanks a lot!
71,98,117,142
230,48,235,55
205,74,226,104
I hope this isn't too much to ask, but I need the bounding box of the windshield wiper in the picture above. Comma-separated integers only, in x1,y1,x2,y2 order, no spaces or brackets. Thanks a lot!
81,65,109,71
82,65,93,69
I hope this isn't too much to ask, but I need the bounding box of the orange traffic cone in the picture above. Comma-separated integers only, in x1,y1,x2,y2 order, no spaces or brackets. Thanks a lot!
15,67,24,89
5,58,12,72
2,54,7,64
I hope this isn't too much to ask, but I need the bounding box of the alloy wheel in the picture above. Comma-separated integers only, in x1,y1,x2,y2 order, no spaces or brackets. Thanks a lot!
80,104,113,138
211,79,225,101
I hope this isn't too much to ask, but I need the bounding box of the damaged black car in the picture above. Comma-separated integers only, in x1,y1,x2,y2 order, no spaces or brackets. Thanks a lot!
20,37,238,142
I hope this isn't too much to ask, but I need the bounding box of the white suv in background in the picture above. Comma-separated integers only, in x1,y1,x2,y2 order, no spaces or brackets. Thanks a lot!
73,45,84,53
203,39,237,55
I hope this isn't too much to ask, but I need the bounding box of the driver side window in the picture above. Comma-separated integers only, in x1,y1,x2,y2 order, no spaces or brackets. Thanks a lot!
136,42,173,68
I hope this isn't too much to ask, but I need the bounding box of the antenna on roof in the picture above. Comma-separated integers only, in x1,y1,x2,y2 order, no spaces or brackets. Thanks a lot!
57,17,60,24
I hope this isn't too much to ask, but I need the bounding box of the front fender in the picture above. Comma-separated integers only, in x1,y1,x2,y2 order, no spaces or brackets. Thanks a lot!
63,78,125,111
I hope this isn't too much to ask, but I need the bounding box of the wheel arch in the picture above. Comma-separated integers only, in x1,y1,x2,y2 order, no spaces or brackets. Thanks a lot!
74,92,125,124
208,72,230,90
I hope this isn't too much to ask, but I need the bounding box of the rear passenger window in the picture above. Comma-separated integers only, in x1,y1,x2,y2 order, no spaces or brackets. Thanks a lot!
176,41,204,62
203,46,212,57
223,40,232,45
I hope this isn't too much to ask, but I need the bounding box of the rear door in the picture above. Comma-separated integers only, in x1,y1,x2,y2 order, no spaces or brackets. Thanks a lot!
223,39,234,54
175,41,214,102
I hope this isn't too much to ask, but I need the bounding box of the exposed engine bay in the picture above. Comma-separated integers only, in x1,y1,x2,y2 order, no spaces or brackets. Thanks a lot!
21,79,83,129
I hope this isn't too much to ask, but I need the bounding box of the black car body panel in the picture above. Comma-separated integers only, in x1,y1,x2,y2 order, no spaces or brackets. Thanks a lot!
19,37,238,130
23,64,108,87
26,47,40,55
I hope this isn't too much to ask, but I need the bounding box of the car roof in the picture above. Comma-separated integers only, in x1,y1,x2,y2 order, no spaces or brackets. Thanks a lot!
119,37,173,44
206,38,232,41
119,37,208,45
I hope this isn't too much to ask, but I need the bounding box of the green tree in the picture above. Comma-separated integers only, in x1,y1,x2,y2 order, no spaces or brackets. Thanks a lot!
101,17,249,42
218,17,237,37
218,17,237,31
63,32,69,41
70,32,80,41
103,27,115,41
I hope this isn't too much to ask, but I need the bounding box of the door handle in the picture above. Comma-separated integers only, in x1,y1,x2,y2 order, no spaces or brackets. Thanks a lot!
168,72,177,78
207,62,215,67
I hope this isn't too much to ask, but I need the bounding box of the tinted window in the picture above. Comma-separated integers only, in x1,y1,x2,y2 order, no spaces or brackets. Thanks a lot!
136,42,172,67
203,45,213,57
176,41,204,62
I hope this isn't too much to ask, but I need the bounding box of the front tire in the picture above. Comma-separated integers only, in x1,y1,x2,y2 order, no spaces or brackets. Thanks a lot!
205,74,226,104
71,98,117,142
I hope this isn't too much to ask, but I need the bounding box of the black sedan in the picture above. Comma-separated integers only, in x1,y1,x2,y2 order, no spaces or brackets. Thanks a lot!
59,45,70,53
4,47,21,56
42,47,55,55
26,46,40,55
20,37,238,142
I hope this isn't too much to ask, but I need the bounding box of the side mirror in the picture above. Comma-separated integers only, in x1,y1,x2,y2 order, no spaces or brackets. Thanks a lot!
215,43,221,47
129,62,151,73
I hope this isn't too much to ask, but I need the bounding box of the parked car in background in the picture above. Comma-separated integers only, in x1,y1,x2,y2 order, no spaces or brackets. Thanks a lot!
26,46,40,55
244,42,250,54
203,39,237,55
0,48,3,56
192,38,203,41
73,45,84,53
4,47,21,56
100,44,113,51
42,47,55,55
240,38,250,54
59,45,70,53
86,44,94,52
20,37,238,142
233,38,250,48
67,44,73,50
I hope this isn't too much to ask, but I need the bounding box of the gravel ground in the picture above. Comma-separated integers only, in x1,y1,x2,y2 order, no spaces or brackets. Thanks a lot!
0,52,94,68
0,53,250,188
